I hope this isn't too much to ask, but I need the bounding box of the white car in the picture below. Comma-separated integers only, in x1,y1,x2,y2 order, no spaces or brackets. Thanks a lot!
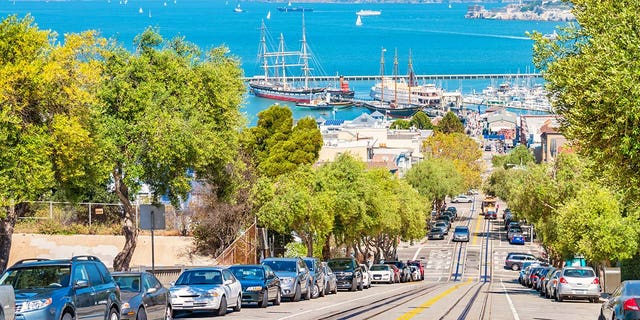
369,264,395,284
451,194,473,203
409,266,421,281
360,264,372,289
170,267,243,317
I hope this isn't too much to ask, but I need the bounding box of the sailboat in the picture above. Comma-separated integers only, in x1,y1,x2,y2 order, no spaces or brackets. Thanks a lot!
233,2,243,13
266,10,271,19
356,15,363,26
248,16,326,103
148,10,151,18
138,7,143,14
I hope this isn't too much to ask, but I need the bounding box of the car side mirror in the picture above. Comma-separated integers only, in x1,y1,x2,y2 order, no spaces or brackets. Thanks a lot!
146,287,157,294
224,279,233,285
74,280,89,289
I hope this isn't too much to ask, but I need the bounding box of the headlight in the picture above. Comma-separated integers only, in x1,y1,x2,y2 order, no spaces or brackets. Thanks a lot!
204,290,220,297
247,286,263,292
281,277,293,285
21,298,52,312
344,272,353,276
121,302,131,309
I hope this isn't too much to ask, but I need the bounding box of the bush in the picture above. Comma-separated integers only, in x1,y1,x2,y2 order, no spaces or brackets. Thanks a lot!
284,242,306,258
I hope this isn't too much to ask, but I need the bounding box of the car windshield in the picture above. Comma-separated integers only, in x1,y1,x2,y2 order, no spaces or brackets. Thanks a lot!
430,227,443,232
114,275,142,292
328,259,353,271
175,270,223,285
262,260,296,273
303,260,316,271
369,265,388,271
455,227,468,232
229,267,264,280
510,228,522,233
0,265,71,290
563,269,595,278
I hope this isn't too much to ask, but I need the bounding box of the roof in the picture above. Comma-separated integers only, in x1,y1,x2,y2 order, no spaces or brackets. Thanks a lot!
324,119,345,126
370,111,385,118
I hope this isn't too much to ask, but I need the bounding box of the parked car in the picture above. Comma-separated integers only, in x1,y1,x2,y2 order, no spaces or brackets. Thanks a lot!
0,285,15,320
227,264,281,308
408,266,421,281
484,210,497,220
428,226,445,240
600,280,640,320
170,267,242,317
388,265,401,283
302,257,325,298
451,195,473,203
406,260,424,281
432,224,448,237
0,256,121,320
384,261,411,283
544,269,562,299
504,252,541,271
507,227,522,241
555,266,601,303
452,226,470,242
359,264,372,289
537,267,556,296
327,257,363,291
533,267,553,291
261,257,311,302
112,271,171,320
369,264,395,284
444,206,458,218
319,262,338,295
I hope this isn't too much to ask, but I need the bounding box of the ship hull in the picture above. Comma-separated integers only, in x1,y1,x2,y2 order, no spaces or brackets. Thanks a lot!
250,82,325,103
362,101,420,118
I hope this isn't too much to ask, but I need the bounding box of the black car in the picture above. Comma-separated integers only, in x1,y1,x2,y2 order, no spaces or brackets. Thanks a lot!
327,258,363,291
228,264,281,308
302,257,325,298
384,261,411,283
112,271,170,320
0,256,121,320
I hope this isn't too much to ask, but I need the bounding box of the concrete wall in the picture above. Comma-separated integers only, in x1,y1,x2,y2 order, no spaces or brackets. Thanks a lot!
8,233,216,270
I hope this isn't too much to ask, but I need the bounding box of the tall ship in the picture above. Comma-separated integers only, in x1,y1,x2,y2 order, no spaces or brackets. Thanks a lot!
249,17,326,103
369,49,444,110
363,48,422,118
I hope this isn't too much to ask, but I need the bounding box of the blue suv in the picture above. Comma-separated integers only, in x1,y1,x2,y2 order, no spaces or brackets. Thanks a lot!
0,256,121,320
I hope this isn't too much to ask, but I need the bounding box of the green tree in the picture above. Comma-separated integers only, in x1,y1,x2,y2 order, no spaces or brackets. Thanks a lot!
243,106,322,177
404,157,463,211
0,16,109,271
389,119,411,130
491,145,536,169
531,0,640,201
410,111,433,130
97,28,245,270
436,111,464,134
422,132,483,190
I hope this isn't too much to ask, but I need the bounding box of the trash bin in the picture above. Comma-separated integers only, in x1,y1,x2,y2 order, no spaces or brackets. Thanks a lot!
601,267,621,294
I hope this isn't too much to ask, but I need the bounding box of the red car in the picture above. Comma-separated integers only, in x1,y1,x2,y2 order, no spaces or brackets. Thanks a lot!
388,264,401,283
406,260,425,281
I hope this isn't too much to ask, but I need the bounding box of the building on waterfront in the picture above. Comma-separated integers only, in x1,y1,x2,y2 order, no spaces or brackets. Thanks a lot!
317,113,432,176
540,120,571,163
482,109,518,146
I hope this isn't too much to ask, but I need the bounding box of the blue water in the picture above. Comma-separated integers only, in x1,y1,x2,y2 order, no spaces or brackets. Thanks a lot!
2,1,561,124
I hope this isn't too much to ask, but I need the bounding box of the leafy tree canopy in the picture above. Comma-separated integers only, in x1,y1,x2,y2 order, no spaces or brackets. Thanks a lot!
422,132,483,189
491,145,536,170
436,111,464,134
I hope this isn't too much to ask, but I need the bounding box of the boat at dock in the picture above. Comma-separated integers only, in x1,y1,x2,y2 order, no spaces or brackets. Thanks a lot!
248,17,326,103
356,9,381,16
295,93,353,110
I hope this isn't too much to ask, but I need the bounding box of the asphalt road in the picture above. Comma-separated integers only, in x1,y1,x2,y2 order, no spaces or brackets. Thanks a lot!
173,199,602,320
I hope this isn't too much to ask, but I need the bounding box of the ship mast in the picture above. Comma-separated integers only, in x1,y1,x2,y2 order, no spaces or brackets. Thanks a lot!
260,20,269,79
380,47,386,105
408,48,415,106
278,33,287,88
300,12,310,89
393,48,398,106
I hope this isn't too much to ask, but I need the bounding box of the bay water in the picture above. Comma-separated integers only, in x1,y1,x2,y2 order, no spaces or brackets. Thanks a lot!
2,1,561,124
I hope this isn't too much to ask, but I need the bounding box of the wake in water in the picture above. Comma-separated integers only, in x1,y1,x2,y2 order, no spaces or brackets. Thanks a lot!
366,25,531,41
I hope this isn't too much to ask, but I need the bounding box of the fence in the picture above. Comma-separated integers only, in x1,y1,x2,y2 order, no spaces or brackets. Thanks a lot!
215,222,258,265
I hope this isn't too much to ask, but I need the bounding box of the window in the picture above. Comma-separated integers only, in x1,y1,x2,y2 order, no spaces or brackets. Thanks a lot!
73,265,89,283
85,264,105,285
222,270,235,283
144,274,162,290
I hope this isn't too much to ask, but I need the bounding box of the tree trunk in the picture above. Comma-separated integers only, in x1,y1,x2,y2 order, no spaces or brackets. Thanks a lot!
305,235,313,257
0,203,21,273
322,234,331,261
112,167,138,271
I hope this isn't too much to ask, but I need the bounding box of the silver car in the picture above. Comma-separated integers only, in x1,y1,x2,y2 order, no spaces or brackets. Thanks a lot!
543,269,562,299
555,266,601,303
170,268,242,317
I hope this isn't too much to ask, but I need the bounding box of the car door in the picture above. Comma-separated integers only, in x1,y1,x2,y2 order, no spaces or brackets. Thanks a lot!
602,284,621,319
222,269,240,306
143,273,166,320
72,264,99,320
85,263,111,320
264,266,279,300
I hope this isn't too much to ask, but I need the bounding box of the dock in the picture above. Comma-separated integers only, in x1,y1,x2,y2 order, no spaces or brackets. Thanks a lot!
242,73,542,82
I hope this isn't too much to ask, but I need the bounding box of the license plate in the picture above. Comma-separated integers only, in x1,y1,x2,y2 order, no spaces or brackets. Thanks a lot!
183,301,193,307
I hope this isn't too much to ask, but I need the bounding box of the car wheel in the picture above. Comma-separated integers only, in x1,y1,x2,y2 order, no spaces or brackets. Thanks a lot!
304,283,312,300
511,264,519,271
293,283,301,302
259,291,269,308
108,307,119,320
311,283,319,299
136,308,147,320
273,289,281,305
216,296,227,316
165,305,172,320
62,313,73,320
319,283,325,297
233,294,242,312
357,279,363,291
556,294,563,302
332,283,338,294
350,278,357,291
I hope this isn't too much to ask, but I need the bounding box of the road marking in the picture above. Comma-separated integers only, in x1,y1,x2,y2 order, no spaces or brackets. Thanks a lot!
395,279,472,320
501,280,521,320
277,285,410,320
472,213,485,246
412,246,423,260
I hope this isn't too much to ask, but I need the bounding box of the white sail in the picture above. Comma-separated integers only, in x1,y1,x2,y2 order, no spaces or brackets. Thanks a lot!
138,7,143,14
267,10,271,19
356,15,363,26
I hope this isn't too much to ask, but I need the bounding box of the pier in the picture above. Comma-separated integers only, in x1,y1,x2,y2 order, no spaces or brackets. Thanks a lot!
242,73,542,82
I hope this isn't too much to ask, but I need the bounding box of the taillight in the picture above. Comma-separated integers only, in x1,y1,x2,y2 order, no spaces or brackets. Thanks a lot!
592,278,600,284
623,298,640,311
559,277,568,284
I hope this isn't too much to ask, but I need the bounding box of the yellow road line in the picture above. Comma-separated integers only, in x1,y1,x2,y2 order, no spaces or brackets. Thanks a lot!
472,212,485,245
396,279,473,320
